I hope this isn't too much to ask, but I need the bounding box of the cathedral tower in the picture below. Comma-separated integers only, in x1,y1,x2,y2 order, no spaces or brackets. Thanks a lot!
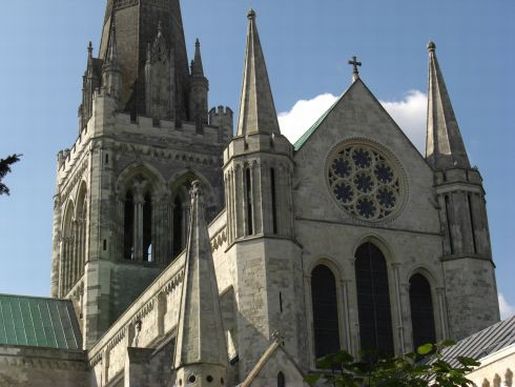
223,10,306,376
51,0,232,348
425,42,500,339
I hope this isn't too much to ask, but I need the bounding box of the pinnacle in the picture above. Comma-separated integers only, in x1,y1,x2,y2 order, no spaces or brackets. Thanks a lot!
425,42,471,170
237,9,281,137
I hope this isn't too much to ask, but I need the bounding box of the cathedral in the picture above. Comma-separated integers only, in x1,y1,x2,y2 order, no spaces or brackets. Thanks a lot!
0,0,501,386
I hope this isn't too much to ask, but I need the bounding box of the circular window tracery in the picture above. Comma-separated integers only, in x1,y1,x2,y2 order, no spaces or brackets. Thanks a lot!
327,143,404,221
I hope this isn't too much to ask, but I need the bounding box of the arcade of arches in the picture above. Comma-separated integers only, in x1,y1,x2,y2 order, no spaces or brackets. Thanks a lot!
310,242,437,358
59,172,210,297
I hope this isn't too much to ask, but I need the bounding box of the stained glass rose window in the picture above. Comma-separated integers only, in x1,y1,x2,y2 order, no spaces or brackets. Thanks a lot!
327,143,404,221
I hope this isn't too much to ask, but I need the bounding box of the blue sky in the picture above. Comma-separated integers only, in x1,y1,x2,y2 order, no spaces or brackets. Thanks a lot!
0,1,514,317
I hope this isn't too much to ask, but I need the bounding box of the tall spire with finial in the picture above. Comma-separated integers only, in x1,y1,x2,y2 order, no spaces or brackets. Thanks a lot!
173,181,227,382
236,9,281,137
191,38,205,77
425,41,471,170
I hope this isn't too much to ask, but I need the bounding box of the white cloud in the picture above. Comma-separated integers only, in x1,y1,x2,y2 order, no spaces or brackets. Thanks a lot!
381,90,427,153
498,293,515,320
278,90,428,153
278,93,338,145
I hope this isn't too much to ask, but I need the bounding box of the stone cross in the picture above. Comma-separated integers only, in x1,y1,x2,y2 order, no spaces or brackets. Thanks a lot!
348,56,362,81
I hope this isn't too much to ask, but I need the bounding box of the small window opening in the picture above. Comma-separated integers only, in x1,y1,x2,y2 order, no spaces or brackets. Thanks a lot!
270,168,278,234
468,193,478,254
445,195,454,255
104,154,109,165
103,239,107,251
245,167,254,235
277,372,285,387
279,292,283,313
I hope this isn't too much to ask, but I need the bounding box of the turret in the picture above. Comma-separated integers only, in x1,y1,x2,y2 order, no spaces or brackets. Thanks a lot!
173,181,227,387
101,14,121,104
189,39,209,131
224,9,294,242
222,10,305,377
79,42,102,130
425,42,499,339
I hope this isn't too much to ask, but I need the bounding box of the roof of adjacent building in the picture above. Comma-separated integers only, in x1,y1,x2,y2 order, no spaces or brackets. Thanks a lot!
441,316,515,367
0,293,82,350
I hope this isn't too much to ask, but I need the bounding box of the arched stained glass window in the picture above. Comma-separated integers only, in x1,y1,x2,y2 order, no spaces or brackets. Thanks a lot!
409,273,436,349
355,242,394,357
311,265,340,359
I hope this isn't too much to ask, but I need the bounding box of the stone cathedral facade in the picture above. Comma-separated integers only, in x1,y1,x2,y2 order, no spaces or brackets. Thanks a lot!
0,1,501,386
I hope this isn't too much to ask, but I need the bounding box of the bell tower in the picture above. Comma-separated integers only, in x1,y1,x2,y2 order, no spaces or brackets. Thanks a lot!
51,0,232,348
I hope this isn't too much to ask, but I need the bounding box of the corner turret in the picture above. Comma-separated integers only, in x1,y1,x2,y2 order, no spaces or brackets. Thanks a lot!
189,39,209,131
222,10,305,377
425,42,499,339
101,15,122,104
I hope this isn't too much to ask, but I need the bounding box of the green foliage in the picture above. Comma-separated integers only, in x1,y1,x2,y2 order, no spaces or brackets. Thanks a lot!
306,341,480,387
0,154,21,196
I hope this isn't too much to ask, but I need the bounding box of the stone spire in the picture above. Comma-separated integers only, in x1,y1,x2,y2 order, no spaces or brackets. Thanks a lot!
102,14,121,100
174,181,227,384
425,41,471,170
99,0,190,120
236,9,281,137
189,39,209,129
191,39,205,77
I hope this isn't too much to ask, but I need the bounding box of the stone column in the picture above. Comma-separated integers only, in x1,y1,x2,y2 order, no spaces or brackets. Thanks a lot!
392,263,406,353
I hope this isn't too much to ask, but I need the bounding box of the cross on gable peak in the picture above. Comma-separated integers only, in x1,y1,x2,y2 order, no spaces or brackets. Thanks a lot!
348,55,362,81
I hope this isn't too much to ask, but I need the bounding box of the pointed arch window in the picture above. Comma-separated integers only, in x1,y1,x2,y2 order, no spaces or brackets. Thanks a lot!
124,190,135,259
355,242,394,357
409,273,436,349
311,265,340,358
143,192,152,262
61,202,75,296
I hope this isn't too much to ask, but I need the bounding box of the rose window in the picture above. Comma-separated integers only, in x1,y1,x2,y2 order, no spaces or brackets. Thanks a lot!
327,144,403,221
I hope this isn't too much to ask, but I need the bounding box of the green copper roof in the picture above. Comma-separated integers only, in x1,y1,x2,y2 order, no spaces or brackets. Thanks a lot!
0,294,82,350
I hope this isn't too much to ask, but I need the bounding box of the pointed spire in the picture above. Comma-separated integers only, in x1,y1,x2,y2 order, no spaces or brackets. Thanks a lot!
426,41,471,169
237,9,281,137
104,15,118,66
190,38,205,77
174,181,227,369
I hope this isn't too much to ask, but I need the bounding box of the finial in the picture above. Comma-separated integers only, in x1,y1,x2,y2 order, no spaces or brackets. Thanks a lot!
157,20,163,36
190,180,203,204
348,55,362,82
88,41,93,57
195,38,200,48
427,41,436,52
247,8,256,20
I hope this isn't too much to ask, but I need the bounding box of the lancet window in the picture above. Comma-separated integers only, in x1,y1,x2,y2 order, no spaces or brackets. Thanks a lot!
311,264,340,358
122,176,154,262
355,242,394,357
172,182,192,258
409,273,436,349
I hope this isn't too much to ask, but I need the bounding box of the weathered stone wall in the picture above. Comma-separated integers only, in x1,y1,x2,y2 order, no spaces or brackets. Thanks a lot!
0,346,87,387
